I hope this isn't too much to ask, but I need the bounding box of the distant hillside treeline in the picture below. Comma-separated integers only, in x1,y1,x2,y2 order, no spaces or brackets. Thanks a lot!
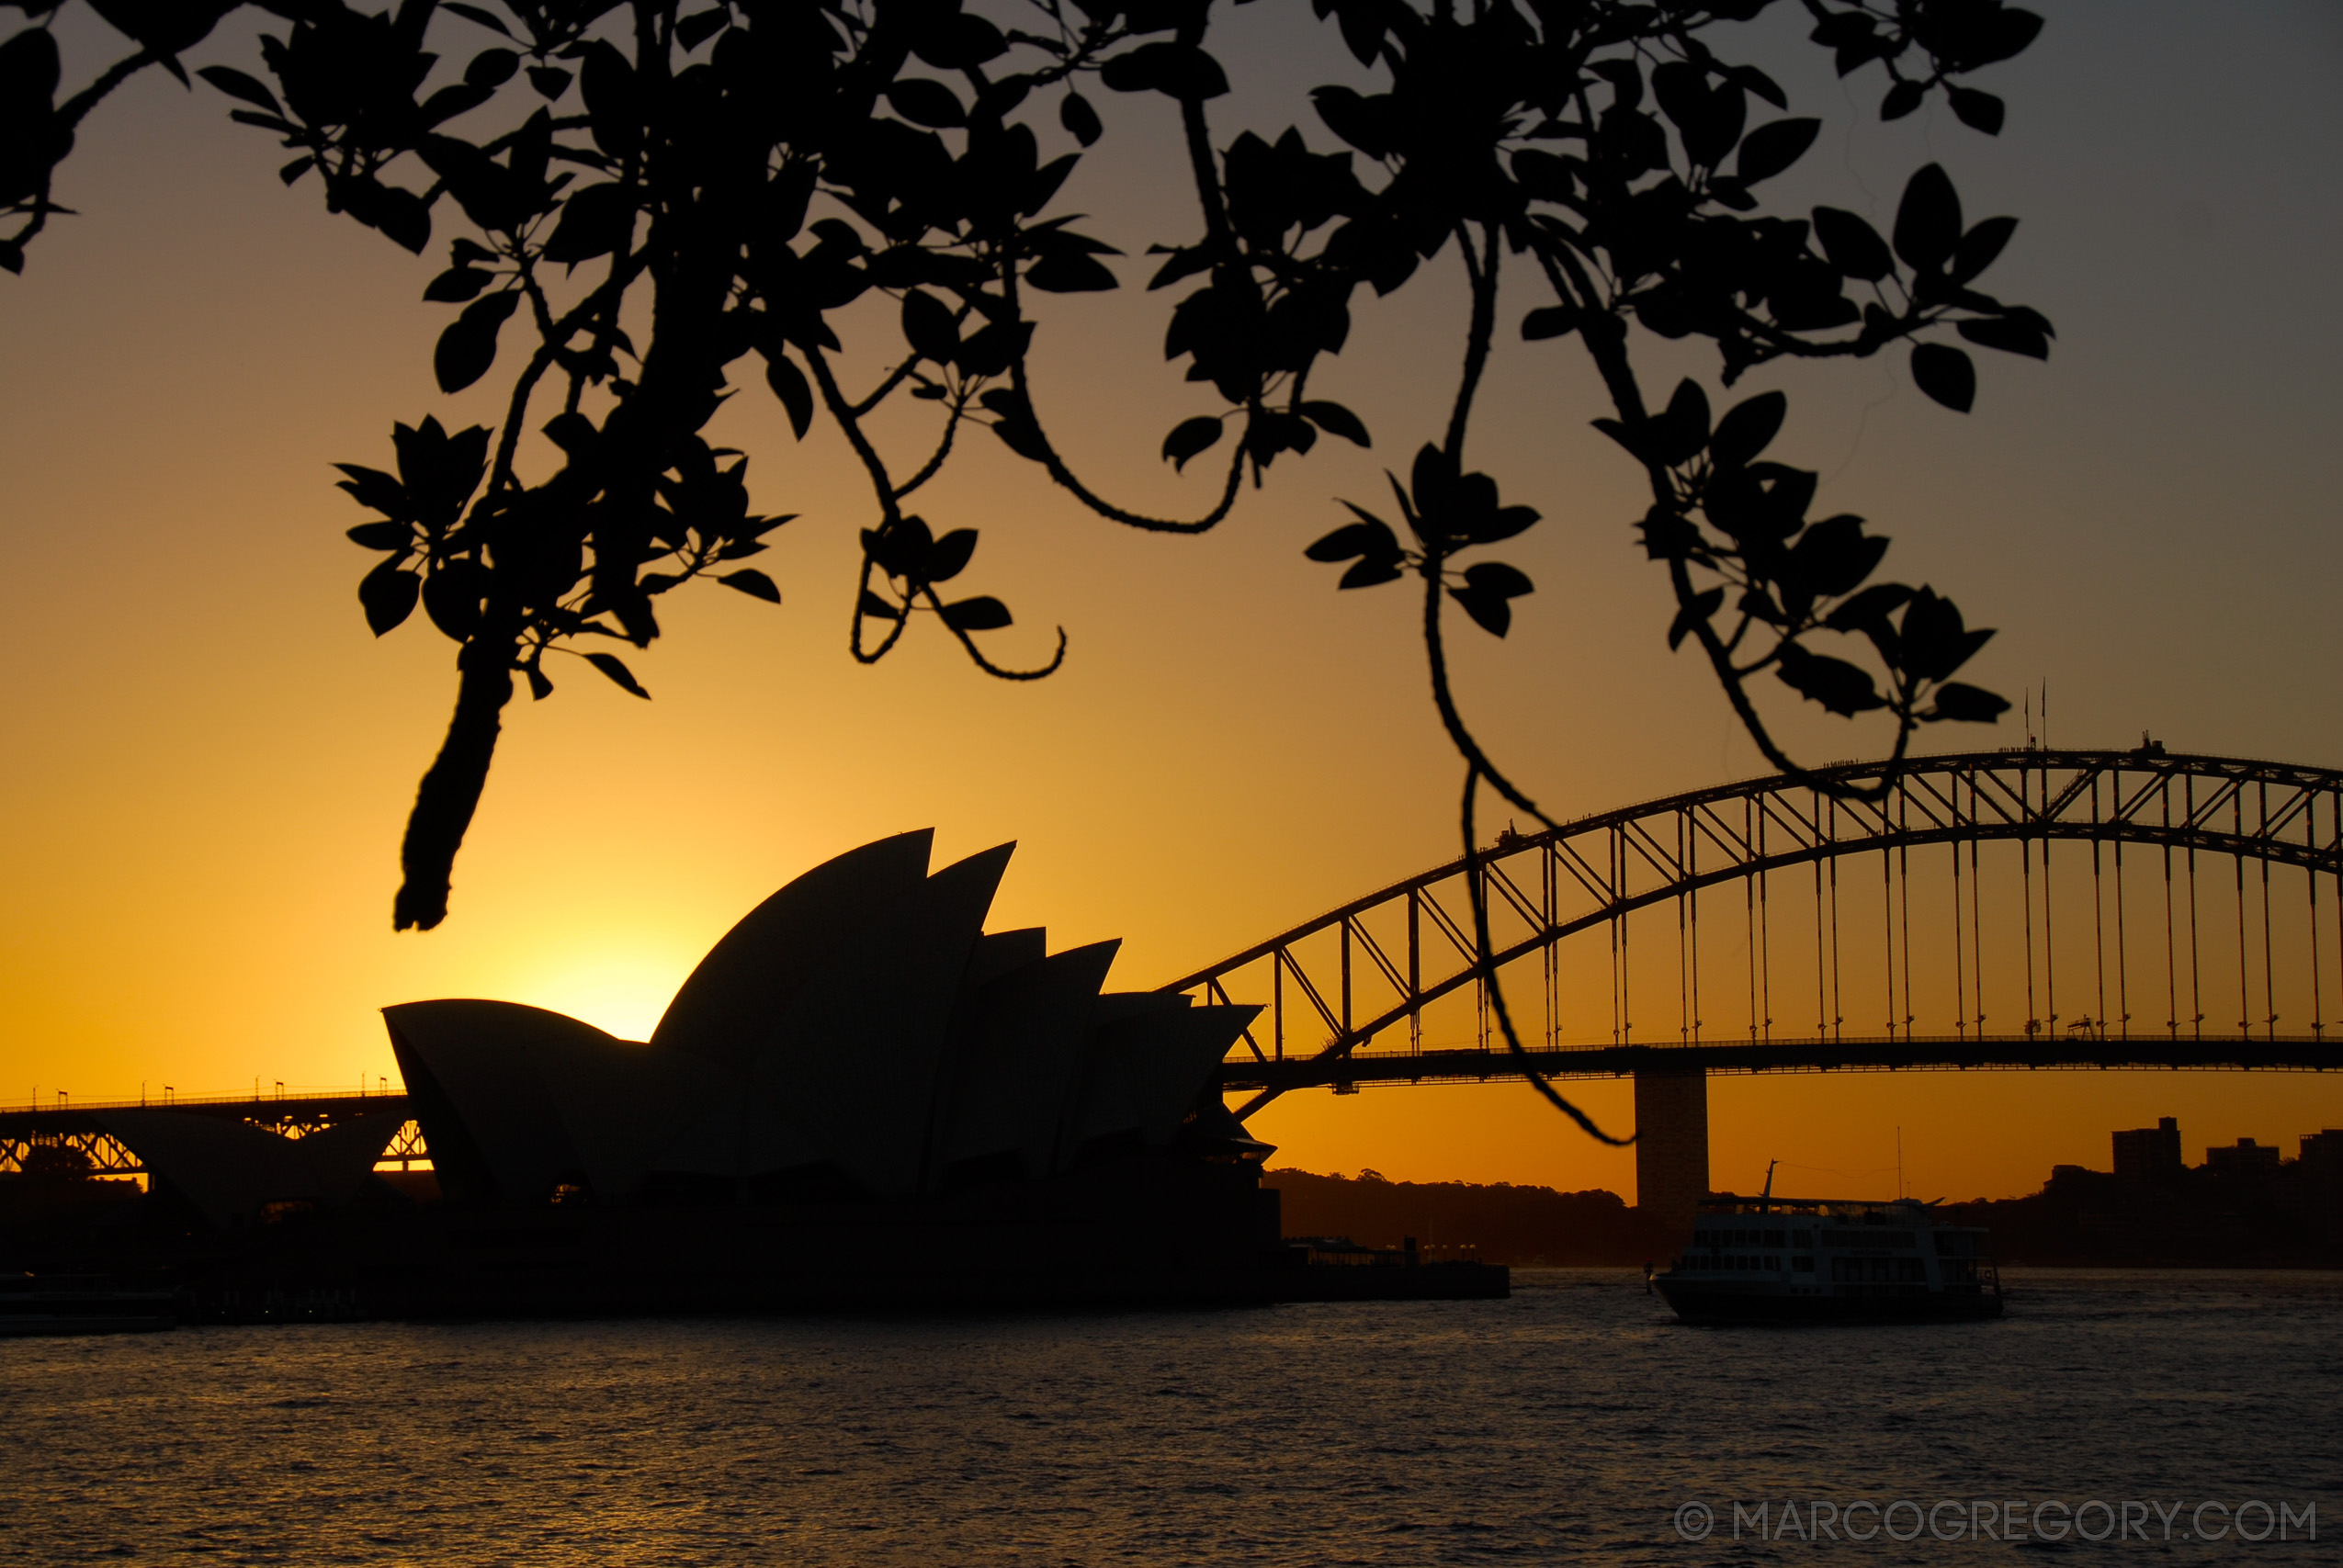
1263,1169,1673,1266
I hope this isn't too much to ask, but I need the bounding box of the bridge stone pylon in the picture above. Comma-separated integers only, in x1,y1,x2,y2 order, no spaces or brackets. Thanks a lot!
1634,1067,1709,1235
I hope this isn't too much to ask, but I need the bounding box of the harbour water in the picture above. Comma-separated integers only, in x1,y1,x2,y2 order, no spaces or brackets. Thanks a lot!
3,1269,2333,1563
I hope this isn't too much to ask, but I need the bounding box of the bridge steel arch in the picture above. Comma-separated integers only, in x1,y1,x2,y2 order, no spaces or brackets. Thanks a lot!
1165,750,2343,1117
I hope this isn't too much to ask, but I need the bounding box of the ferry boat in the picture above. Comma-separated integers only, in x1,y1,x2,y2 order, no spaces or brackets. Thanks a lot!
1655,1175,2002,1325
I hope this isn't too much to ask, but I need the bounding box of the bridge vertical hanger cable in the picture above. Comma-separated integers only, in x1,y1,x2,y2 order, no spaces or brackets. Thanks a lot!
1828,794,1844,1043
2043,767,2057,1034
2163,778,2179,1038
1970,774,1986,1033
1952,801,1966,1041
1813,791,1826,1040
2312,791,2326,1042
2022,760,2038,1036
2258,781,2276,1042
2114,765,2130,1042
2092,774,2107,1040
1748,795,1760,1042
1408,887,1421,1055
2235,789,2250,1039
2188,773,2203,1041
1543,846,1556,1050
1759,802,1771,1043
1899,797,1915,1041
1610,828,1623,1046
1690,809,1703,1043
1882,819,1896,1039
1678,810,1690,1045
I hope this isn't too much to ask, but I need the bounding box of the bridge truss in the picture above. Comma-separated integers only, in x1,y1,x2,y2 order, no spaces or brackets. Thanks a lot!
1165,750,2343,1117
0,1091,421,1179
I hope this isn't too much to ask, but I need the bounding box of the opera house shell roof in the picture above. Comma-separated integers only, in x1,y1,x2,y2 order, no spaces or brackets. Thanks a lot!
382,831,1263,1206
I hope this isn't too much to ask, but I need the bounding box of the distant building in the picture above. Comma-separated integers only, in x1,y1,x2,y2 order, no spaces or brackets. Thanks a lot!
2112,1117,2183,1184
2302,1130,2343,1184
2204,1138,2283,1180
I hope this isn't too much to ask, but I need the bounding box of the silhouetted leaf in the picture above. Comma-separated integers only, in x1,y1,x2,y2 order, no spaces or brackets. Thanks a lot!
926,529,979,582
1775,643,1885,715
465,48,518,88
345,520,412,552
424,561,487,640
887,78,966,129
955,319,1032,378
1100,42,1228,101
676,7,729,50
1653,379,1711,467
434,291,518,392
1307,518,1393,562
1060,92,1103,147
1894,164,1963,273
585,651,651,698
334,463,408,517
764,350,814,438
1896,587,1993,680
1881,79,1924,121
1521,306,1577,341
1789,514,1887,597
1025,252,1118,291
941,595,1013,631
1300,400,1370,447
1956,316,2050,360
543,182,634,265
1811,207,1893,281
358,560,419,637
1823,582,1913,634
1449,562,1533,637
900,289,959,361
1340,557,1404,588
859,589,903,621
527,65,572,99
424,265,492,303
197,65,279,115
719,569,780,603
1948,87,2004,135
1161,415,1224,471
1911,343,1975,412
1735,118,1818,184
1930,682,2009,722
525,663,553,700
1708,390,1787,468
1952,215,2018,283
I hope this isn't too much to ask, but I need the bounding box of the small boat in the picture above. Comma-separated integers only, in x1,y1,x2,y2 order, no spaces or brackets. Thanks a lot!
1656,1166,2002,1325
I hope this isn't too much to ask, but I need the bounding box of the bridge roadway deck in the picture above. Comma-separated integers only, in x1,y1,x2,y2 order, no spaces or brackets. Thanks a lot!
5,1032,2337,1134
1213,1034,2340,1092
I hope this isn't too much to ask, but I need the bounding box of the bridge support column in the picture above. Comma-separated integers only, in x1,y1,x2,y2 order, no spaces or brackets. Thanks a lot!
1634,1068,1709,1236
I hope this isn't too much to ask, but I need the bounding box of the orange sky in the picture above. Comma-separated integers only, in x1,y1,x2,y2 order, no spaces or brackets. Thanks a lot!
3,2,2339,1202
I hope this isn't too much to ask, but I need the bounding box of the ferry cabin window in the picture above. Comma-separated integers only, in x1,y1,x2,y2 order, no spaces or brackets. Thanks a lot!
1792,1256,1814,1272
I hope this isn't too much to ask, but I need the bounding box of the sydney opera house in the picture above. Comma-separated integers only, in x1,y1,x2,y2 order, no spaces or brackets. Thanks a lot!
388,830,1267,1213
10,832,1398,1313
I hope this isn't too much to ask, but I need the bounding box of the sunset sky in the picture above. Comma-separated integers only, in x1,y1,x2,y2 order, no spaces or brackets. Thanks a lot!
3,0,2338,1204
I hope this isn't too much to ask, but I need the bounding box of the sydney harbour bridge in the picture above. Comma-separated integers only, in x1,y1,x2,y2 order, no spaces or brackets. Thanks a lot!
8,749,2341,1221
